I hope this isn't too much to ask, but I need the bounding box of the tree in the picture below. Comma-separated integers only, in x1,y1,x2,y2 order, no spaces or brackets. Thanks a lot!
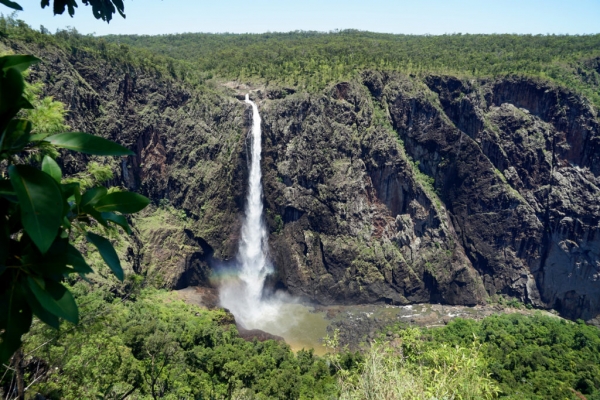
0,0,138,376
0,0,125,23
0,53,149,371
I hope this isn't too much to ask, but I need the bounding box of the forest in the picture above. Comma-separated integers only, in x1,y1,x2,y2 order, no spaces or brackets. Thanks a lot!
1,14,600,400
3,281,600,399
2,16,600,105
105,30,600,105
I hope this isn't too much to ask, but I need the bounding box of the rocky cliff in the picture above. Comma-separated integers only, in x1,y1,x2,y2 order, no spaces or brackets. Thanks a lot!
7,39,599,323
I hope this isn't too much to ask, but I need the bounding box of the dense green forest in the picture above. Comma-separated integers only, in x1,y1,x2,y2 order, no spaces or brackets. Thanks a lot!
3,285,340,399
2,15,600,105
102,31,600,105
2,16,600,399
3,281,599,399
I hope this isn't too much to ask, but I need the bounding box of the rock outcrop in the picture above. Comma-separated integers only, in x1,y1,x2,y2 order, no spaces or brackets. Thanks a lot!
8,38,599,322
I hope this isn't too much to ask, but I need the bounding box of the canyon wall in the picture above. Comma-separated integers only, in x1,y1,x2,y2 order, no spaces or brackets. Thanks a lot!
7,39,599,322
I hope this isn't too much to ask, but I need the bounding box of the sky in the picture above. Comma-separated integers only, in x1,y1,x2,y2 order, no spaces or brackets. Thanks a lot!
7,0,600,36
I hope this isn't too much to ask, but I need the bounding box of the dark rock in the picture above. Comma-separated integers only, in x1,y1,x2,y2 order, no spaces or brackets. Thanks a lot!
176,286,220,309
236,326,285,342
13,38,600,323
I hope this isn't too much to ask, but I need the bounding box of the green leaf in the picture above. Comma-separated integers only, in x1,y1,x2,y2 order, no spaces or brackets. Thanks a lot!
23,284,59,329
8,165,63,254
27,262,72,275
45,132,134,156
27,276,78,324
52,0,77,17
16,95,34,110
94,192,150,214
0,282,32,365
102,212,132,234
0,212,8,266
86,207,108,227
66,244,93,274
0,0,23,11
80,186,107,209
0,179,14,194
0,67,25,117
61,182,81,205
21,236,70,275
0,179,17,202
1,119,32,152
0,55,39,72
86,232,123,281
42,155,62,183
29,133,48,141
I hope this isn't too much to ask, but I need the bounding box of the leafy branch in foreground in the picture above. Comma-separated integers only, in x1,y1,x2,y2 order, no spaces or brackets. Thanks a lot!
0,0,125,22
0,54,149,364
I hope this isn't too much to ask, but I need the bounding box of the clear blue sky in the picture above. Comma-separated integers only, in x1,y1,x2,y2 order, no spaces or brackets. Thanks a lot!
7,0,600,36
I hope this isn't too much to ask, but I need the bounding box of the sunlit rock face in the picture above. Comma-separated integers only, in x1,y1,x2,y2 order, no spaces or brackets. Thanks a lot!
24,37,600,323
261,73,600,322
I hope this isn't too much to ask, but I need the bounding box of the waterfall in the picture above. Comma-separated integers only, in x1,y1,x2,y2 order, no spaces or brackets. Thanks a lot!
219,94,278,328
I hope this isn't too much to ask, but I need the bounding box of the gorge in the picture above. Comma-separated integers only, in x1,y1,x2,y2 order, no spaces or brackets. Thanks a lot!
3,19,600,398
6,31,599,327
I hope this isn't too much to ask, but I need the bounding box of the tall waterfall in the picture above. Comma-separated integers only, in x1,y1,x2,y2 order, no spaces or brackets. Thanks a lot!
219,94,278,328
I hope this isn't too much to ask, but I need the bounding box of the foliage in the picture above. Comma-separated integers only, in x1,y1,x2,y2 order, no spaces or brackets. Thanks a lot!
0,12,598,400
372,313,600,400
344,314,600,399
1,286,339,399
63,160,114,191
0,54,149,365
0,15,201,90
4,18,599,110
101,30,600,106
6,296,600,399
330,327,499,400
23,81,69,142
0,0,125,22
422,314,600,399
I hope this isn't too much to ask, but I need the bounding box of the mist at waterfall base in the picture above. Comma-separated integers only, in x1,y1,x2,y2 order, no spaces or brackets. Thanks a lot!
217,95,328,352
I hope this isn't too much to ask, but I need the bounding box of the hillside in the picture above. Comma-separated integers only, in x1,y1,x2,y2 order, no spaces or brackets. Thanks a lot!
103,31,600,105
1,16,600,399
1,18,599,323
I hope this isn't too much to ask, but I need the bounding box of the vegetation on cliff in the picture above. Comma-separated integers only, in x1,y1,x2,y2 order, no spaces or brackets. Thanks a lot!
1,14,600,400
2,17,600,106
103,31,600,106
0,54,151,370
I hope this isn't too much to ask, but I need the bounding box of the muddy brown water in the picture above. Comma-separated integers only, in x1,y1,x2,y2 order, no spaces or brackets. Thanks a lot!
176,287,559,355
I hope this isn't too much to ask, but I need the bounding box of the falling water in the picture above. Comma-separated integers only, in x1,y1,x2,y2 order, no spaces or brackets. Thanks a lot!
216,94,329,351
219,94,278,328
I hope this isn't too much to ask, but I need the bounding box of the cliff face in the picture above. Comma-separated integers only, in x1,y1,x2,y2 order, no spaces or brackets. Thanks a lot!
420,75,600,320
260,80,485,307
7,40,248,287
261,73,600,322
10,40,600,322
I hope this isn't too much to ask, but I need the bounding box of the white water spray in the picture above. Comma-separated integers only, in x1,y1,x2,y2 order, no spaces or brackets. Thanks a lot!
219,94,280,328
